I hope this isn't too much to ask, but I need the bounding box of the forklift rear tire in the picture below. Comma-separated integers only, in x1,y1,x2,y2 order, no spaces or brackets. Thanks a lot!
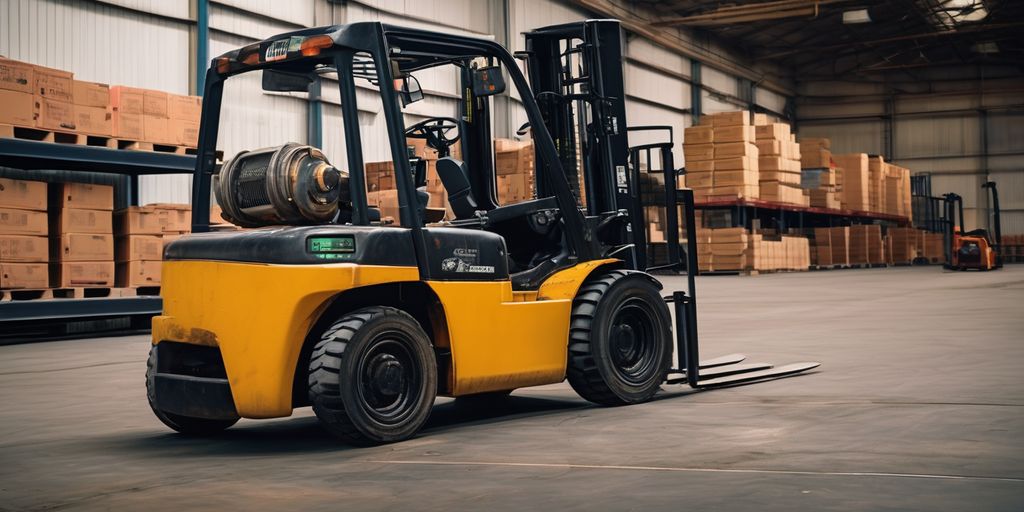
567,271,672,406
145,347,239,436
308,306,437,445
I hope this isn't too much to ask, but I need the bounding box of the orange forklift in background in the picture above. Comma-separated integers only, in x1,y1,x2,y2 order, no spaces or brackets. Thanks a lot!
945,181,1003,271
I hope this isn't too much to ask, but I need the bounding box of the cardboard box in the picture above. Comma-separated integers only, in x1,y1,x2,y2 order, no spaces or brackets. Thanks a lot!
117,259,161,286
168,94,202,121
710,110,750,127
714,155,754,171
73,105,112,136
72,80,110,108
51,182,114,211
149,203,191,233
0,59,35,94
143,115,173,144
713,125,753,143
684,125,713,145
0,178,47,210
687,160,714,173
755,123,789,141
33,65,73,102
0,208,48,236
116,235,163,261
714,142,756,158
801,137,831,150
34,96,76,131
112,112,143,140
169,119,199,146
51,261,115,287
53,208,112,235
0,235,48,262
0,89,35,126
755,140,782,156
0,262,49,289
110,86,145,115
801,147,831,168
115,206,164,235
54,233,114,261
143,90,169,117
683,143,714,161
832,153,870,210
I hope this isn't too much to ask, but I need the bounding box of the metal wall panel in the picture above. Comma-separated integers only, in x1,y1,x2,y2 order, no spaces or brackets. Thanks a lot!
756,88,786,116
101,0,190,19
799,121,883,155
216,0,315,28
896,115,980,160
210,2,306,40
700,66,737,97
625,63,687,110
626,37,687,75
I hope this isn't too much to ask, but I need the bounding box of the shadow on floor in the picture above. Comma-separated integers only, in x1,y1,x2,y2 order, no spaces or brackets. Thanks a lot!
104,393,597,458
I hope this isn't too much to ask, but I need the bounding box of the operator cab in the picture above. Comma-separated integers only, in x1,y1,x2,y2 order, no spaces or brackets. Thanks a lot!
189,22,609,290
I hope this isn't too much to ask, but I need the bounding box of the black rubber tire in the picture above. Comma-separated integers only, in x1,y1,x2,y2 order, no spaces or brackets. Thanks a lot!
567,270,673,406
308,306,437,445
145,345,239,435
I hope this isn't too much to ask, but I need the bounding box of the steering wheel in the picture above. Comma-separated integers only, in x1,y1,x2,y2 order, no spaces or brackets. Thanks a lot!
405,117,461,155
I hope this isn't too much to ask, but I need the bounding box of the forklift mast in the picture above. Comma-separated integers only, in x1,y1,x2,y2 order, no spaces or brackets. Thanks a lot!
983,181,1002,267
522,20,629,218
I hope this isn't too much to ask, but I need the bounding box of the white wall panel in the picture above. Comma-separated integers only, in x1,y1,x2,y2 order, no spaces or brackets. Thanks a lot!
625,63,687,110
210,3,305,40
0,0,189,91
626,37,687,75
102,0,189,19
216,0,315,28
756,88,786,115
701,66,737,97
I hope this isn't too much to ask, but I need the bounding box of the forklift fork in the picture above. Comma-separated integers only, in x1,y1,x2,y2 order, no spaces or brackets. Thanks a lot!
663,185,820,389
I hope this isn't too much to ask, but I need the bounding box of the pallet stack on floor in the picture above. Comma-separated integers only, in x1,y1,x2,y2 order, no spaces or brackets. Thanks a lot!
696,227,810,272
0,57,201,151
1001,234,1024,263
0,178,50,289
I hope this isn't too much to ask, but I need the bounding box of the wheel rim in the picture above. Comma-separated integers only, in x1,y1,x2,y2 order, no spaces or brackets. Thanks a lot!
608,298,660,385
356,333,421,425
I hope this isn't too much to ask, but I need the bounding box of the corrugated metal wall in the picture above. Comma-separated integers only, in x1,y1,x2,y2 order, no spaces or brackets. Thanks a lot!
2,0,794,206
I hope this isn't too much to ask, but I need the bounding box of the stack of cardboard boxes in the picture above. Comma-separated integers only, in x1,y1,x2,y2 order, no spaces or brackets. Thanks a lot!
848,225,884,265
754,121,806,206
683,111,760,202
114,204,191,287
50,183,115,287
0,178,50,289
884,163,912,217
494,139,535,205
888,227,918,264
799,138,840,209
831,153,871,212
0,57,201,147
696,227,810,272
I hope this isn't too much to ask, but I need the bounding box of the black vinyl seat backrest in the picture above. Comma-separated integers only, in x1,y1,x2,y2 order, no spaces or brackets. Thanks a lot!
435,157,478,220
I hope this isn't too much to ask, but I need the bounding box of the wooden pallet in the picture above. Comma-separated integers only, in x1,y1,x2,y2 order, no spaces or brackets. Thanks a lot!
1,286,160,302
0,123,197,155
810,264,851,270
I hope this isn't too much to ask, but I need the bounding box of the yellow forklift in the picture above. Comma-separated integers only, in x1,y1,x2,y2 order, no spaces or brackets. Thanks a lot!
148,20,818,444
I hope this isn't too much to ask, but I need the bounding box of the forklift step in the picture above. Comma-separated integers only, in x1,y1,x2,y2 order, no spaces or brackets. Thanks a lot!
694,362,821,389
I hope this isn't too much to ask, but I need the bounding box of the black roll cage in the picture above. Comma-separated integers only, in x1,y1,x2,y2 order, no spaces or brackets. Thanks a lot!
189,21,596,265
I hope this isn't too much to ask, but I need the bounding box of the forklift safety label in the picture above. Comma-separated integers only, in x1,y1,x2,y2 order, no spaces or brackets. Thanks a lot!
441,248,494,274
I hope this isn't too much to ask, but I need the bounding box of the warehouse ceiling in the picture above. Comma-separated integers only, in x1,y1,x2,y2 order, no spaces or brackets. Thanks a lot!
635,0,1024,81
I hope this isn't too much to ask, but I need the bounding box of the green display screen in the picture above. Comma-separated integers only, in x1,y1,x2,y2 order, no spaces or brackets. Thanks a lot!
307,236,356,257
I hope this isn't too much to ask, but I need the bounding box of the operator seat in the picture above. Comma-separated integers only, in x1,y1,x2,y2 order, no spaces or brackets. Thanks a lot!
435,157,478,220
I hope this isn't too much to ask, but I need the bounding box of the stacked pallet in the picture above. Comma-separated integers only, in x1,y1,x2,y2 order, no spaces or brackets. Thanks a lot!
494,138,535,205
811,226,853,267
920,231,946,263
888,227,919,264
848,225,884,265
0,178,50,289
884,163,912,217
831,154,870,212
696,227,810,272
683,111,759,202
50,183,115,287
0,57,201,148
114,204,191,287
754,121,807,206
799,138,840,209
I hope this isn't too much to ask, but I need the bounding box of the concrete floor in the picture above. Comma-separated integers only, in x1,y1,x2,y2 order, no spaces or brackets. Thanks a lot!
1,266,1022,511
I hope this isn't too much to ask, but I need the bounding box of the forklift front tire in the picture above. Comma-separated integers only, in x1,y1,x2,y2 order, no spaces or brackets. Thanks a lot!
308,307,437,445
567,271,672,406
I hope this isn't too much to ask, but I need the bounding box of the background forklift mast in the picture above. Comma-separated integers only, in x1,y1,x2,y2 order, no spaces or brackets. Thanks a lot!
943,181,1002,271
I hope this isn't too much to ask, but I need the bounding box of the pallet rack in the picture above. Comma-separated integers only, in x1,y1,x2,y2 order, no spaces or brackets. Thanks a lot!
0,138,196,343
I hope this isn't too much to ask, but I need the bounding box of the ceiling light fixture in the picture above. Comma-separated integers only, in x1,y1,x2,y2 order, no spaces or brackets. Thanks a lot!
843,9,871,24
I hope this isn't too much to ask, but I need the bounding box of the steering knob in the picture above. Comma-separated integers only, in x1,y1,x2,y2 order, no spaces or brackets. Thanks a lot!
313,164,341,192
